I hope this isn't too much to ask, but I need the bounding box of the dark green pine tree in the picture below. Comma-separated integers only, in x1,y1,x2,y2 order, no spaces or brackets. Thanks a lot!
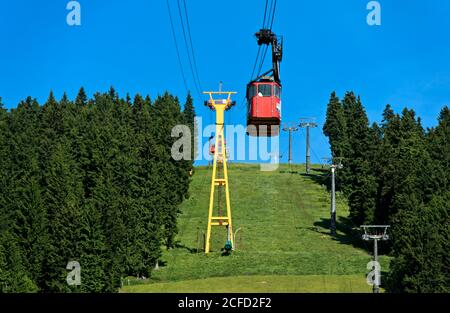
323,92,348,159
88,92,126,291
79,197,108,292
40,139,85,292
133,94,146,113
151,93,190,248
0,88,194,292
387,191,450,293
397,109,427,194
75,87,87,107
8,97,51,291
0,98,36,292
0,96,9,236
376,107,431,224
340,93,377,225
386,106,450,292
131,94,163,276
373,105,402,224
427,106,450,194
60,92,69,109
183,92,197,163
0,231,38,292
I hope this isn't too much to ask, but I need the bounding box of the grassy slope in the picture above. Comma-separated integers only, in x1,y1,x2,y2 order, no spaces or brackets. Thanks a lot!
121,164,389,293
123,275,370,293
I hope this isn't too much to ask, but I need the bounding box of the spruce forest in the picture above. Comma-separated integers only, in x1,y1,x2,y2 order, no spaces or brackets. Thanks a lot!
0,87,448,294
0,87,195,292
323,92,449,292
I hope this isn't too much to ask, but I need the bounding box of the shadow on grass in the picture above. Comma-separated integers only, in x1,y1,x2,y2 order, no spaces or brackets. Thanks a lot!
297,170,370,251
300,172,330,187
220,249,232,257
312,167,330,174
174,242,198,254
157,260,168,268
311,216,367,250
279,170,299,174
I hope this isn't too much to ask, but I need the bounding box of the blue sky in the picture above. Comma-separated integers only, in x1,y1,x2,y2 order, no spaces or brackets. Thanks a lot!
1,0,449,165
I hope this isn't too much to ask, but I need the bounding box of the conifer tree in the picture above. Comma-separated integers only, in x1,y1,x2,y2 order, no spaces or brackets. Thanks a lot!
0,88,193,292
323,92,347,159
339,93,376,224
387,191,450,292
183,92,197,163
75,87,87,107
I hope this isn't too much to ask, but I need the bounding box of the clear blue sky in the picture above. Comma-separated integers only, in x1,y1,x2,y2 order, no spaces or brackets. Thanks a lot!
1,0,449,165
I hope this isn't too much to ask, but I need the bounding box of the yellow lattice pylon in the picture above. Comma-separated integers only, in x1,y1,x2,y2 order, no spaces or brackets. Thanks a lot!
203,91,236,254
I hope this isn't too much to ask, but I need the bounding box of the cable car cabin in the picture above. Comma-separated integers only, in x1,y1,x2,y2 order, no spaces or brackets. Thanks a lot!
246,79,281,137
209,144,215,155
209,139,227,156
209,139,227,164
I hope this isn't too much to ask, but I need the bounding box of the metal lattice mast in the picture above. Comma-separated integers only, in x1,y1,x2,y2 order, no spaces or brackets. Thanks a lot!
299,118,317,174
203,90,236,254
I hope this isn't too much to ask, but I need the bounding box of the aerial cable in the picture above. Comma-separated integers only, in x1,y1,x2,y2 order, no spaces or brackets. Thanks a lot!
256,44,269,78
250,0,270,82
256,0,278,78
166,0,189,93
176,0,202,97
182,0,203,92
244,0,278,108
265,0,275,29
250,45,262,81
262,0,269,29
269,0,278,30
243,47,263,109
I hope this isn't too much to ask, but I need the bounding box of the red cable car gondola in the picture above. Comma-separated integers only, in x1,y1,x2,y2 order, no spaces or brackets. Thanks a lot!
247,29,283,137
246,79,281,137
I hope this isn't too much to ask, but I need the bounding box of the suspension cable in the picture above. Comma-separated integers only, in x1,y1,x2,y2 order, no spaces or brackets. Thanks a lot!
249,46,262,83
182,0,203,92
256,0,278,78
166,0,189,93
176,0,202,97
256,45,269,78
262,0,269,29
243,0,279,108
269,0,278,30
265,0,275,29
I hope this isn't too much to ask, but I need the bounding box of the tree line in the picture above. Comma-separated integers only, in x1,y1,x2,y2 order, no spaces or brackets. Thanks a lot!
323,91,449,292
0,87,195,292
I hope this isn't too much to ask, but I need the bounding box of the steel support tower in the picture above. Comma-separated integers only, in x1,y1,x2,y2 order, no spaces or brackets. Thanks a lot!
299,118,317,174
204,91,236,254
282,123,299,168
